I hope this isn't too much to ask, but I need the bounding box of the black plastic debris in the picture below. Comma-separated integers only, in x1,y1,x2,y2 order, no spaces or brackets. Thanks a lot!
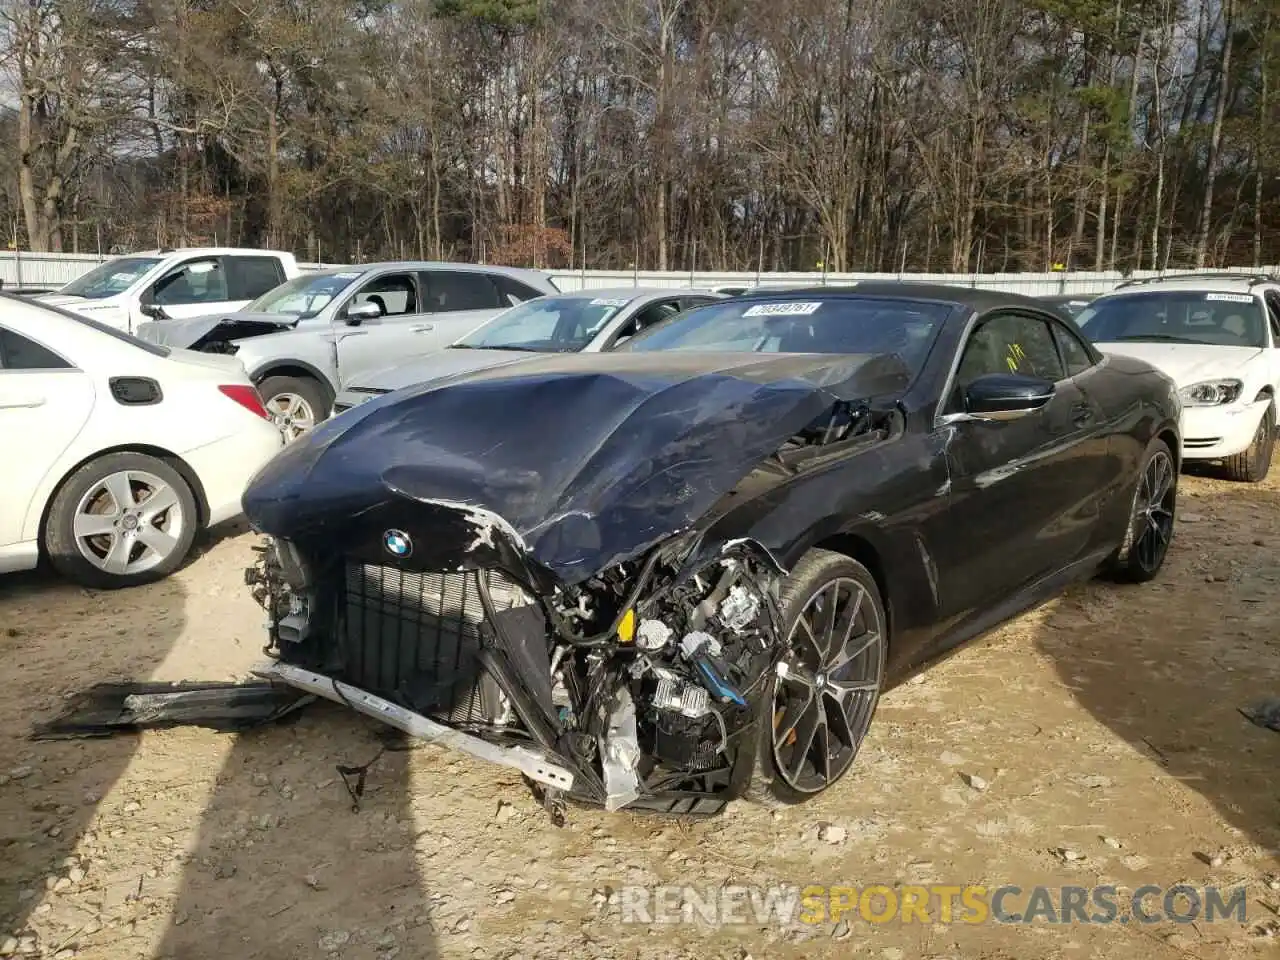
1240,696,1280,732
30,681,315,740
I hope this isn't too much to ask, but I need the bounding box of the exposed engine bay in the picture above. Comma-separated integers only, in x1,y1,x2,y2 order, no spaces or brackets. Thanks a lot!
246,534,788,819
187,319,295,353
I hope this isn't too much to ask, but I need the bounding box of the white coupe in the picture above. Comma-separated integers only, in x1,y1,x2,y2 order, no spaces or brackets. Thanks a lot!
1076,274,1280,482
0,293,284,587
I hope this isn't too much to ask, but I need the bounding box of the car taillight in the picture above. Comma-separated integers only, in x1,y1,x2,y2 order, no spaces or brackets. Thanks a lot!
218,384,271,420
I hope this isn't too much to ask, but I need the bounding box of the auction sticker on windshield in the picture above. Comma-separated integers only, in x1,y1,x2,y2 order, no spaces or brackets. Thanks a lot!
589,298,629,307
1205,293,1254,303
743,302,823,316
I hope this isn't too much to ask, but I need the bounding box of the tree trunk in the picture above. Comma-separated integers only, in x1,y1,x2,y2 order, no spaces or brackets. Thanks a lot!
1254,12,1271,268
1195,0,1234,268
267,75,284,247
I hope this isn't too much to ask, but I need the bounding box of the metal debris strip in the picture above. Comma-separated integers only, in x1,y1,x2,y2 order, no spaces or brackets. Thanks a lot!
30,681,315,740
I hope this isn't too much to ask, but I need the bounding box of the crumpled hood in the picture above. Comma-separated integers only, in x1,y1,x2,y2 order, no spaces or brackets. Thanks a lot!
1097,341,1264,386
343,347,553,394
137,311,295,346
243,350,909,583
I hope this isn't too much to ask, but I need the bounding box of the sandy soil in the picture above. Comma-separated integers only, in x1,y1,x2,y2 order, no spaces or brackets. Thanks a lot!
3,471,1280,960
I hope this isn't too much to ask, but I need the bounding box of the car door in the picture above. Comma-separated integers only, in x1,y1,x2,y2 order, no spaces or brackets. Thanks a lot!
492,273,552,308
139,255,237,326
224,255,288,304
931,309,1106,617
418,269,512,345
330,270,430,381
0,324,95,562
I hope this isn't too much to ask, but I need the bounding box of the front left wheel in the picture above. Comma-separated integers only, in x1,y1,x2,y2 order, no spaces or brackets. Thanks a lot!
43,452,199,589
1222,402,1275,483
748,549,887,804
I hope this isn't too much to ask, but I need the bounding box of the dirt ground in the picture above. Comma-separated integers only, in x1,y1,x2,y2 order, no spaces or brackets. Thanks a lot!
3,469,1280,960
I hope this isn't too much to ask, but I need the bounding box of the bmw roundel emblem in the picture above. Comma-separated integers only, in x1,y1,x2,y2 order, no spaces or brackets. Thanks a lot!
383,529,412,558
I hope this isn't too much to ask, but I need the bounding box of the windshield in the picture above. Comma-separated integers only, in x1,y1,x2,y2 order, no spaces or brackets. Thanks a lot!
246,270,365,317
1,293,170,357
1076,291,1267,347
619,296,951,375
59,257,162,299
455,295,634,351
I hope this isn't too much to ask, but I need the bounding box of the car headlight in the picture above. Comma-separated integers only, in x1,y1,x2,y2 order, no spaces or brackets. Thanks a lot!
1179,379,1243,406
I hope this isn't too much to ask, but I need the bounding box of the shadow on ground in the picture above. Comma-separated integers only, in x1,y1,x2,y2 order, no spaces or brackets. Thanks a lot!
150,707,440,960
0,570,186,945
1034,479,1280,860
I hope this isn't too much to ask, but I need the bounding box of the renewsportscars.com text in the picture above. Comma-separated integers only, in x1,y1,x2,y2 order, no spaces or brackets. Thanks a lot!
613,883,1248,927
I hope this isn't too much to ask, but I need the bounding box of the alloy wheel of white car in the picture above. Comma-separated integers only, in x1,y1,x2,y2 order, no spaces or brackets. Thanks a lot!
266,391,317,441
73,468,188,576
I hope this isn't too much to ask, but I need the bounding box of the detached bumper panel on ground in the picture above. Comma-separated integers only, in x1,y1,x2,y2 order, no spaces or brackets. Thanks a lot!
252,659,576,790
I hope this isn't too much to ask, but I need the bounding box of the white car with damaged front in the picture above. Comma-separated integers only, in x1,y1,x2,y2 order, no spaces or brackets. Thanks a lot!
0,294,285,588
1076,275,1280,482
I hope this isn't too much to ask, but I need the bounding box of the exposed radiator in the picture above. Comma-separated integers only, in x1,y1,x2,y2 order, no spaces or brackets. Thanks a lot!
334,564,529,724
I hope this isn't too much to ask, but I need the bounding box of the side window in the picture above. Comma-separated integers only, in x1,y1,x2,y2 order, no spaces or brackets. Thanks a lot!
678,296,715,311
492,274,546,306
609,300,681,345
1050,321,1095,376
225,256,286,300
349,273,418,317
150,257,228,306
953,312,1066,405
633,300,681,331
1264,292,1280,344
0,328,72,370
423,272,503,312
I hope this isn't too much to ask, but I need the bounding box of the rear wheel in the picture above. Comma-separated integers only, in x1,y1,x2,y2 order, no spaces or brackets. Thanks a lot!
1222,402,1274,483
44,452,198,589
1106,439,1176,583
257,375,329,442
748,549,887,805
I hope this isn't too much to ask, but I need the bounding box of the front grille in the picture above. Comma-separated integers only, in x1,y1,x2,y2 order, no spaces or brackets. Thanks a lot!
335,564,529,723
1184,437,1222,449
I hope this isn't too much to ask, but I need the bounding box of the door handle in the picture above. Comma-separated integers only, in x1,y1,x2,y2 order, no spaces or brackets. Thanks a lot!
1071,402,1094,425
0,394,46,409
411,324,435,333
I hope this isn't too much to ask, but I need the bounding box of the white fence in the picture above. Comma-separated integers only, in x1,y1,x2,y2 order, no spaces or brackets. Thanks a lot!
2,249,1277,297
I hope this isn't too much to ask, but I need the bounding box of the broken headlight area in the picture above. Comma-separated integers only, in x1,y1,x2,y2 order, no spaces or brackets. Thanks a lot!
246,532,786,819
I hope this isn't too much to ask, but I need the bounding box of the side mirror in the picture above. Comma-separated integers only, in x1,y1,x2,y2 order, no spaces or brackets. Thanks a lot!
345,301,382,325
962,373,1055,421
139,302,167,320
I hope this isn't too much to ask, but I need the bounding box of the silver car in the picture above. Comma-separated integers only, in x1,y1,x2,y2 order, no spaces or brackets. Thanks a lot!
136,261,559,439
331,286,724,413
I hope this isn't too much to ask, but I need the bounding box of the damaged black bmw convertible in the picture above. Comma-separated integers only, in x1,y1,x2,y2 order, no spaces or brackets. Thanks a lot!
242,283,1181,817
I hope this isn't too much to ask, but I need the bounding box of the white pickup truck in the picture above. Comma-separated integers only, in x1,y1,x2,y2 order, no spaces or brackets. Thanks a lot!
36,247,300,334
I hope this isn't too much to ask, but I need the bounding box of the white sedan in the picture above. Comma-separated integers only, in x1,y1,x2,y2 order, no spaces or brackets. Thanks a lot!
0,293,284,588
1077,274,1280,482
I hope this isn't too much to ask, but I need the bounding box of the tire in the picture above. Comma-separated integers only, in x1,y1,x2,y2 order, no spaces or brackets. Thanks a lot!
43,452,199,589
256,375,330,443
1105,438,1177,584
746,549,888,805
1222,402,1274,483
